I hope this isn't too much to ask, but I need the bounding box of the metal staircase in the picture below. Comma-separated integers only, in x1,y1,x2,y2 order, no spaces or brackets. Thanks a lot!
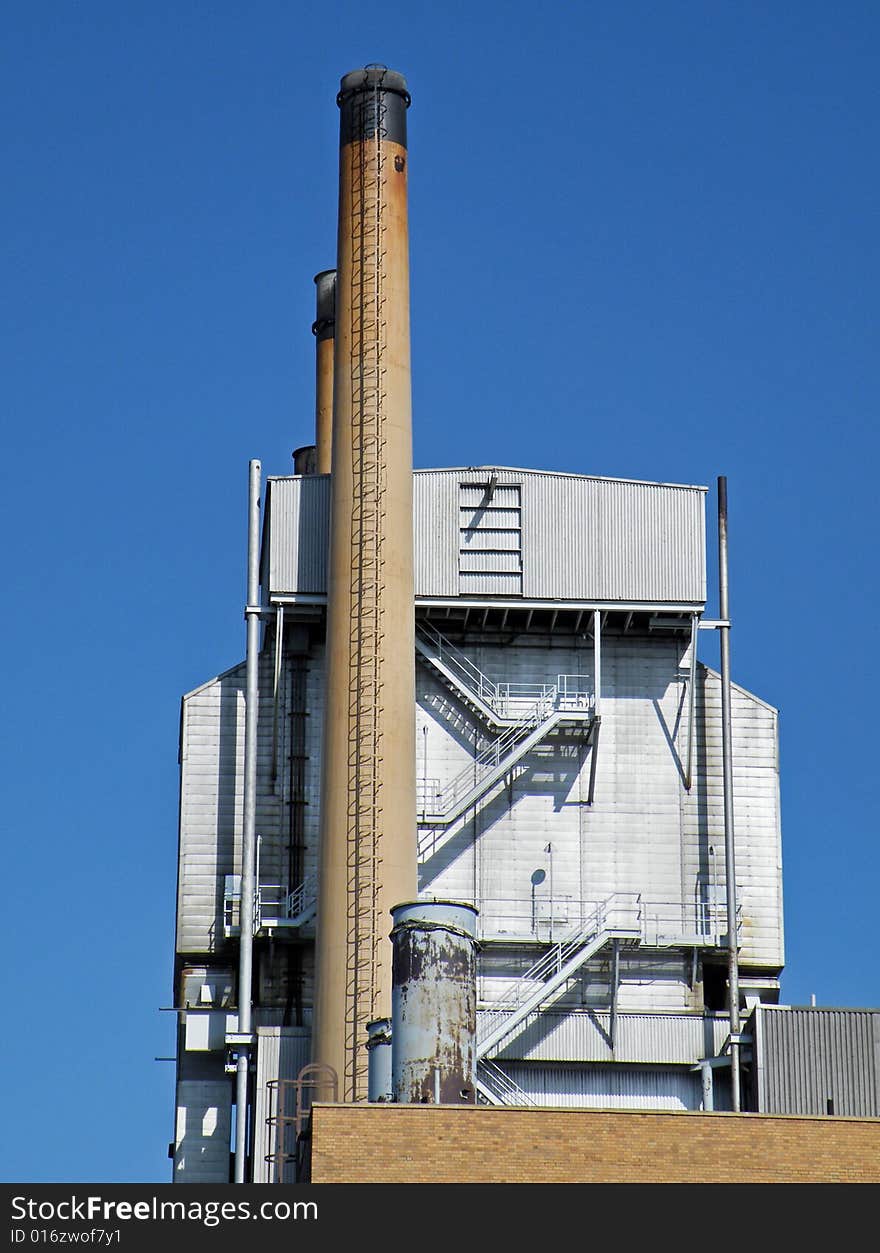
474,1058,539,1107
476,893,642,1060
417,622,557,725
416,623,595,827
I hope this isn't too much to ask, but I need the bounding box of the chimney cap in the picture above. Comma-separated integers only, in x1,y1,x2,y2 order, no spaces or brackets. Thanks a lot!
338,65,410,107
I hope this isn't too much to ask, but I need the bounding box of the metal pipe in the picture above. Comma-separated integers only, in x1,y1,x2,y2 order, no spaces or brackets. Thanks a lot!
701,1061,715,1112
685,612,697,790
271,605,284,784
312,270,336,474
610,938,620,1051
593,609,602,717
234,457,262,1181
366,1018,393,1101
717,475,741,1111
314,66,417,1102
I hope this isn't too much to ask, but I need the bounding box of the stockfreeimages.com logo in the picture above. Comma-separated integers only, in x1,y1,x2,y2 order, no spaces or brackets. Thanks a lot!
11,1195,317,1230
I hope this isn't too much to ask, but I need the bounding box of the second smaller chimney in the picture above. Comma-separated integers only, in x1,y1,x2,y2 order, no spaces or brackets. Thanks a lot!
312,269,336,474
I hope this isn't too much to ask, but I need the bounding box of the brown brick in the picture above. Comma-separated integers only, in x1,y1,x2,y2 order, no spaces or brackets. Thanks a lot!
308,1105,880,1183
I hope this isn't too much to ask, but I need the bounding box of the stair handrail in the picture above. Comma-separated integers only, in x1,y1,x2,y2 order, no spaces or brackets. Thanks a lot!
475,1059,539,1107
416,622,501,708
417,622,555,719
478,893,643,1036
286,874,318,921
426,697,556,817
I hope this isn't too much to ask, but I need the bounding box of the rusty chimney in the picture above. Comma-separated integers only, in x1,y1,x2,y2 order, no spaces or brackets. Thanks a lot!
312,269,336,473
312,66,417,1102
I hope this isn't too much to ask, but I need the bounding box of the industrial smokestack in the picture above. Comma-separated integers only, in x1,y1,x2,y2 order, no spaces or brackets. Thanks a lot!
312,269,336,474
313,66,417,1102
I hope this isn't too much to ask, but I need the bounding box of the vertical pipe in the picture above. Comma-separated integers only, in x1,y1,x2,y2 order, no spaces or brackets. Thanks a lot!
701,1062,715,1112
610,938,620,1051
717,475,741,1111
312,270,336,474
366,1019,393,1102
593,609,602,717
235,457,262,1182
314,67,417,1101
587,609,601,805
685,612,698,790
271,605,284,785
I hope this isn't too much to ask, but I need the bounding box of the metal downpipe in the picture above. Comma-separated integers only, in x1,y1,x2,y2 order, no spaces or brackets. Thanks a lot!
718,476,741,1111
235,458,262,1181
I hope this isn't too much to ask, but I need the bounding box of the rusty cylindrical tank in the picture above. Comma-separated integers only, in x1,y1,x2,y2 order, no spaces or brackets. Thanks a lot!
312,269,336,474
313,66,418,1101
391,901,478,1105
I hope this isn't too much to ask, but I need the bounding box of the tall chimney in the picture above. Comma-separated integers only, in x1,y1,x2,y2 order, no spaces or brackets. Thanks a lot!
313,66,417,1101
312,269,336,474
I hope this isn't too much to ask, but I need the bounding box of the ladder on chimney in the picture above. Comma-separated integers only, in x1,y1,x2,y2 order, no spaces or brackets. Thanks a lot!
342,80,389,1100
476,894,642,1061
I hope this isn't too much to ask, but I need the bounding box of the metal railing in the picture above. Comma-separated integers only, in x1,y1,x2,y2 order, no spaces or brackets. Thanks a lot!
224,873,318,936
477,894,741,947
475,1059,539,1107
416,622,593,721
479,894,642,1020
422,698,556,821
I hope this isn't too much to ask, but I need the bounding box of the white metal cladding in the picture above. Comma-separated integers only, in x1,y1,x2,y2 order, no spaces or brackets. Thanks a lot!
414,471,458,594
478,1010,730,1064
263,468,706,605
173,1080,232,1182
497,1062,703,1110
418,634,783,973
681,666,783,968
176,645,324,954
753,1006,880,1116
253,1028,313,1183
264,476,330,596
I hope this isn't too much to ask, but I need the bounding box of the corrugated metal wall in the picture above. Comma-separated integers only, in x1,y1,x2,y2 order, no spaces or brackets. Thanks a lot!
252,1028,313,1183
414,471,459,594
264,476,330,596
479,1009,730,1064
681,667,783,967
753,1006,880,1116
499,1061,703,1110
522,473,705,603
264,469,706,605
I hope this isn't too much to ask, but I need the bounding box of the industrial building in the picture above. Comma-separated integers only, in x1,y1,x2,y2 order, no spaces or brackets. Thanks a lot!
169,66,880,1183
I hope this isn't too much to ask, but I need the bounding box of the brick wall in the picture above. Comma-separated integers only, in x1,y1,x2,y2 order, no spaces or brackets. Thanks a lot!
308,1104,880,1183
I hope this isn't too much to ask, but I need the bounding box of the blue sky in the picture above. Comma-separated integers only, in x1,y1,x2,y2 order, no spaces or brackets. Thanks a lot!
2,2,878,1182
